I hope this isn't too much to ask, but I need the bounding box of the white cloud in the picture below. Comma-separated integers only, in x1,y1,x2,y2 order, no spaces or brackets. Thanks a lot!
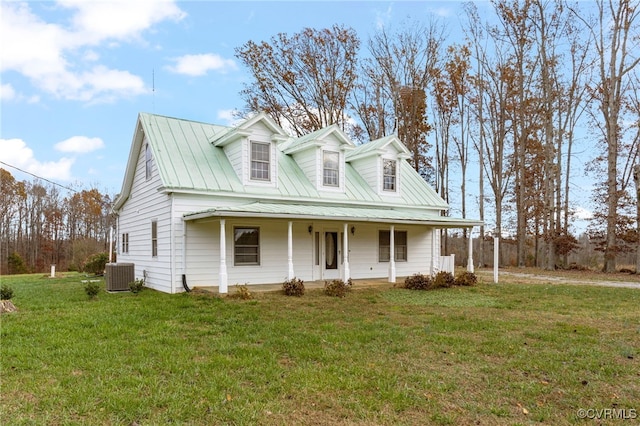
55,136,105,153
167,54,237,76
217,109,244,126
0,1,185,103
574,207,593,220
1,83,40,103
59,0,186,44
430,7,452,18
1,84,16,101
0,138,75,181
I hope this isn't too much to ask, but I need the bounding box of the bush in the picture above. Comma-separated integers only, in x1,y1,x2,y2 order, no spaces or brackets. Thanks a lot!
432,271,455,289
283,277,305,296
129,278,145,294
324,279,352,298
233,284,253,300
454,271,477,287
83,252,108,275
403,273,432,290
0,285,14,300
84,281,101,299
7,252,28,275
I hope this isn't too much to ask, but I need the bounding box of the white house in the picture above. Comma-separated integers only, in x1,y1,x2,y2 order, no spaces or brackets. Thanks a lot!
112,112,483,294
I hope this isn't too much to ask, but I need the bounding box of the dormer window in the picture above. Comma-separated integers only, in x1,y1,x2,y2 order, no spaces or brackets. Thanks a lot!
323,151,339,187
250,142,270,181
383,159,396,191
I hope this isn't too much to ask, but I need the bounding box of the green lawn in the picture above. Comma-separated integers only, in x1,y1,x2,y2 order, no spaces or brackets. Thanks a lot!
1,273,638,425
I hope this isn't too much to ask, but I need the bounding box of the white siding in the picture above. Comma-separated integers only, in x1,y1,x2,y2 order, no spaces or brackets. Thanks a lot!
181,217,436,288
292,148,318,187
117,136,173,293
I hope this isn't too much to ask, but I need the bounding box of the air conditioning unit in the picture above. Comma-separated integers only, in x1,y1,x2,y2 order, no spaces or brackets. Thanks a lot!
105,263,135,292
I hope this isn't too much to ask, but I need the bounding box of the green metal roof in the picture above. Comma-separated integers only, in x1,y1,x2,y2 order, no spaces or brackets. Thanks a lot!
183,202,483,228
132,113,451,211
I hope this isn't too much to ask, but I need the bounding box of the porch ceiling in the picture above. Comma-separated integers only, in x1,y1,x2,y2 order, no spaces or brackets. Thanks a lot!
183,202,483,228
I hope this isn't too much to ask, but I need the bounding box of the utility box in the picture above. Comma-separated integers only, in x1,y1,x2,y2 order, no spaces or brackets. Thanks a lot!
105,263,135,292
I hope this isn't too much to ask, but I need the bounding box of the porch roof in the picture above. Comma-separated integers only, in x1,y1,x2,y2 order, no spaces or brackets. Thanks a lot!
183,202,483,228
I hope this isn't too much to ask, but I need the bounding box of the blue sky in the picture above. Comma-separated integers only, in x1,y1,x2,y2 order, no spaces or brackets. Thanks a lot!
1,1,471,194
0,0,594,231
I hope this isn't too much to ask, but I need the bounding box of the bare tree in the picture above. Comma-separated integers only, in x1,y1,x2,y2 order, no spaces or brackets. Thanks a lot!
572,0,640,272
235,25,360,136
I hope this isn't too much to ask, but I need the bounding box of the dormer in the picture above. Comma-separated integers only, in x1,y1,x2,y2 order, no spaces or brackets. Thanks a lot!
346,135,411,197
282,124,354,193
209,113,289,188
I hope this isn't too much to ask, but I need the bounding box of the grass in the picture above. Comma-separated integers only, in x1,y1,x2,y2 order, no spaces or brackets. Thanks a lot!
1,272,639,425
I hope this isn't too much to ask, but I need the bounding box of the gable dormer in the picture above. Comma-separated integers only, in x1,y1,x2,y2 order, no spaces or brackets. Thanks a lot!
209,113,289,188
282,125,354,193
346,135,411,197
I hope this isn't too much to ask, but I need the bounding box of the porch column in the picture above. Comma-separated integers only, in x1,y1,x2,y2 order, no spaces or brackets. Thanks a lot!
219,219,228,294
389,225,396,283
431,229,438,275
467,227,475,273
287,221,295,280
342,223,350,281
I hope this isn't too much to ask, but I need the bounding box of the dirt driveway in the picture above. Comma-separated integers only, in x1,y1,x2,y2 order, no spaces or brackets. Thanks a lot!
476,269,640,289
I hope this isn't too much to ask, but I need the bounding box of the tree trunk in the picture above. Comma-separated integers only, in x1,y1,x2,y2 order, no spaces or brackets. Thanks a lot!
635,164,640,274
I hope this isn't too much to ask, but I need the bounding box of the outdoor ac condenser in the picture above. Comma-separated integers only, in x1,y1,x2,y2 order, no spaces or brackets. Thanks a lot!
105,263,135,291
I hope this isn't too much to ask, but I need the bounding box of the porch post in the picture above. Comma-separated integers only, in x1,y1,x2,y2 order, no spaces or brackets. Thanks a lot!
287,221,295,280
467,227,475,273
431,229,438,275
219,219,228,294
389,225,396,283
342,223,350,281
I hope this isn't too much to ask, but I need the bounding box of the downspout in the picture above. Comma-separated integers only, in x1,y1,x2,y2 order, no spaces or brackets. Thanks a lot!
182,217,190,292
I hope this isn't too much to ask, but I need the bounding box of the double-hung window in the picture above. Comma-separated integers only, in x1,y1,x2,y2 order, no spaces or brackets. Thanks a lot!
234,227,260,265
250,142,270,181
383,159,397,191
323,151,339,187
379,230,407,262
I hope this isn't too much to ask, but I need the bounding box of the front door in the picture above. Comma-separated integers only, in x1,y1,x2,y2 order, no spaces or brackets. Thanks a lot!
323,231,340,280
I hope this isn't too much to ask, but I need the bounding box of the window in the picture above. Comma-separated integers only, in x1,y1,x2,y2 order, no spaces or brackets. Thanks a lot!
250,142,270,181
122,233,129,254
151,221,157,257
379,230,407,262
323,151,339,186
234,227,260,265
145,144,153,180
383,159,396,191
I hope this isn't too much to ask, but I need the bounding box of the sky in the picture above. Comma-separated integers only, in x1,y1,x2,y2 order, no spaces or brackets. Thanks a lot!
0,0,595,232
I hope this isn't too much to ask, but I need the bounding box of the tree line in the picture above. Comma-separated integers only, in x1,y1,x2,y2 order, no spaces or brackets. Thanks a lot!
0,168,114,275
1,0,637,275
236,0,639,272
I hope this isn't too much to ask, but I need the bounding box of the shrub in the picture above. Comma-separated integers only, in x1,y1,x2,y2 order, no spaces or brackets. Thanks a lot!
432,271,455,289
324,279,352,298
403,273,432,290
233,284,253,300
283,277,305,296
7,252,28,275
83,252,108,275
84,281,101,299
0,285,14,300
455,271,477,287
129,278,145,294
